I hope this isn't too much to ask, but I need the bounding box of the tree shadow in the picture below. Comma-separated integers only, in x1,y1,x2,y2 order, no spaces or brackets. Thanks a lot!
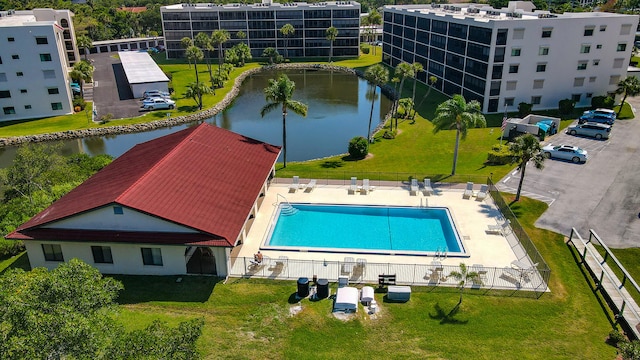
0,252,31,274
428,302,469,325
113,275,221,304
320,160,344,168
178,105,199,112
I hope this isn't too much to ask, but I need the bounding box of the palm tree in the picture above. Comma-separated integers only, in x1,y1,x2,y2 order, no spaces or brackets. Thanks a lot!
76,35,93,61
409,62,424,118
236,30,247,44
509,134,545,202
279,23,295,60
448,263,480,306
615,76,640,117
184,82,213,110
185,45,204,109
262,47,280,64
432,94,487,175
365,9,382,54
69,60,94,98
363,64,389,142
260,74,308,168
393,62,414,130
181,37,193,68
414,76,437,119
326,26,338,63
211,30,230,85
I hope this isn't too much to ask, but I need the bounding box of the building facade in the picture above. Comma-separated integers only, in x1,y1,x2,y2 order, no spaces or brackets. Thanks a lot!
382,3,639,113
161,1,360,59
0,9,77,122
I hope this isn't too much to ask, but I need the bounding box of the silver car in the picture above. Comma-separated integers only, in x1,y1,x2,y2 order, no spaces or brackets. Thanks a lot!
566,122,611,140
542,144,588,163
141,98,175,110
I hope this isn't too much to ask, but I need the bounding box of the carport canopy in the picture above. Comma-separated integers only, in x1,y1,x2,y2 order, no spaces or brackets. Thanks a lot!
118,51,169,98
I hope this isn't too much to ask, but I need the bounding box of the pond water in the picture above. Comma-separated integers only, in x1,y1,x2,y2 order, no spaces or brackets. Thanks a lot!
0,69,392,168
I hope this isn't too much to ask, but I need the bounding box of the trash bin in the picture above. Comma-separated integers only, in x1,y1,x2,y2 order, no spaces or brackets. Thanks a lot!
297,277,309,298
316,278,329,299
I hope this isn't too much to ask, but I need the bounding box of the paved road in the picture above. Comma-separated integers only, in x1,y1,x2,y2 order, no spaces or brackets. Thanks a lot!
89,53,146,120
497,99,640,248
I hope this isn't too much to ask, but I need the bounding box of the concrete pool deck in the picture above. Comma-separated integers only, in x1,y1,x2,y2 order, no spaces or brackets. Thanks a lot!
230,181,547,291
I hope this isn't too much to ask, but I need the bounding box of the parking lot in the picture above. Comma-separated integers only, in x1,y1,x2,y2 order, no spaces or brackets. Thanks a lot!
498,106,640,248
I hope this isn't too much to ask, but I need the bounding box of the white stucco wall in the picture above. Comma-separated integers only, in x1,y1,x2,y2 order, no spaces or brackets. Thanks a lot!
25,240,229,276
46,205,197,233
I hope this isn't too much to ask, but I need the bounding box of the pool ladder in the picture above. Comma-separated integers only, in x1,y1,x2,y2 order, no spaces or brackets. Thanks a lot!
277,194,298,216
435,247,448,260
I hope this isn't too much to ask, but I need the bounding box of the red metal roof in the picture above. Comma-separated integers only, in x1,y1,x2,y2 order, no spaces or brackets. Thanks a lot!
8,124,281,247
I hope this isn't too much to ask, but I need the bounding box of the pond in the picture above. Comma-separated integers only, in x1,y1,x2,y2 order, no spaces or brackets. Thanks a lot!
0,69,392,168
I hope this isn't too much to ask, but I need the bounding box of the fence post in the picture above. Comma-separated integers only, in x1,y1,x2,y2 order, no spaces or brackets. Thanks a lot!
597,271,605,290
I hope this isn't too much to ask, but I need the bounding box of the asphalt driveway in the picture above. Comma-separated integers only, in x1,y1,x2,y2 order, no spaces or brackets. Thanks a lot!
497,99,640,248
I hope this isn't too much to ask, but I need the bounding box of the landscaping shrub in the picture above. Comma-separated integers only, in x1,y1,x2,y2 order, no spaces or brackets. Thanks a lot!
100,113,113,124
348,136,368,159
382,129,397,139
487,143,514,165
73,97,87,111
608,329,627,346
518,102,532,118
0,239,25,259
360,44,371,54
619,340,640,360
591,95,615,109
558,98,576,115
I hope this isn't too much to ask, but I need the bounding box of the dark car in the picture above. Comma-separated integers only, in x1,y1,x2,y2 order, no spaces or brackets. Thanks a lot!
578,113,615,125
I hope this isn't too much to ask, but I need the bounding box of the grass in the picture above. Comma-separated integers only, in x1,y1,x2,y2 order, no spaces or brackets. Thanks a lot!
615,101,634,119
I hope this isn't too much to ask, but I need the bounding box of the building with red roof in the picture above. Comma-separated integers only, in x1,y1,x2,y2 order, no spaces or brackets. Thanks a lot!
7,123,281,276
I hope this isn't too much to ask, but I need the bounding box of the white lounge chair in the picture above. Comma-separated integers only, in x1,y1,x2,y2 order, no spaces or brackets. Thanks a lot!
289,176,300,192
476,184,489,201
342,257,355,274
348,177,358,194
305,179,317,192
410,178,419,195
361,179,374,194
463,182,474,199
423,178,434,196
487,220,511,235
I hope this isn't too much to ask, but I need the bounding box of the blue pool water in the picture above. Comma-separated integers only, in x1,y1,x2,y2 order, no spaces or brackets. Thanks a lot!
265,204,464,254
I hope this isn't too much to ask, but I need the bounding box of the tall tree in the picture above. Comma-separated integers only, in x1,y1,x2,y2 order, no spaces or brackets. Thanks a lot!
448,263,480,307
260,74,308,168
414,75,438,119
279,23,295,60
211,30,230,86
0,259,203,360
326,26,338,63
509,133,545,202
194,31,214,77
409,62,424,118
393,62,414,130
432,94,487,175
364,9,382,54
185,45,204,109
363,64,390,142
262,47,280,64
184,82,213,110
181,36,193,68
615,76,640,117
76,34,93,61
236,30,247,43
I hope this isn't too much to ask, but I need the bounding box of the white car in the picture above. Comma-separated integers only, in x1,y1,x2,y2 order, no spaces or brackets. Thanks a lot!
141,98,175,110
542,144,588,163
143,89,170,98
141,93,171,101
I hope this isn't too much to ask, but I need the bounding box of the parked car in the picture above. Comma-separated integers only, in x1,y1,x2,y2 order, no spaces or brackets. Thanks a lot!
70,82,81,94
579,109,615,125
542,144,588,163
566,122,611,140
143,89,170,98
141,98,175,110
591,108,616,119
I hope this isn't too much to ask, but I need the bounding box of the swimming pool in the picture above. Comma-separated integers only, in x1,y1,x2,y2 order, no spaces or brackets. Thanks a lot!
263,204,466,256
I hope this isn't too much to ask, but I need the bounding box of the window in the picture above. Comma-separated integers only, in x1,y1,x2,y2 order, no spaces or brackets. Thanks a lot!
504,98,514,106
11,54,19,60
609,75,620,85
513,28,525,40
16,72,23,77
91,246,113,264
531,96,541,105
24,105,31,109
506,81,517,90
0,56,2,64
20,89,26,94
577,61,588,70
511,48,521,56
580,44,591,54
141,248,163,266
43,70,55,79
541,28,552,38
593,60,599,66
0,90,10,98
42,244,64,262
533,79,544,89
35,37,48,44
613,58,625,69
508,64,519,73
536,63,546,72
51,102,63,110
620,24,632,36
584,28,594,36
600,25,607,32
596,44,602,49
538,46,549,56
589,76,597,83
7,37,14,42
40,53,52,62
0,73,6,82
586,93,593,98
3,107,15,114
113,206,124,215
571,94,581,102
47,88,59,95
574,77,585,87
617,43,627,52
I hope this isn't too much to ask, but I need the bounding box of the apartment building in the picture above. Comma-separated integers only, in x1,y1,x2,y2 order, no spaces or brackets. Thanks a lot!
161,1,360,59
382,2,639,113
0,9,77,122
